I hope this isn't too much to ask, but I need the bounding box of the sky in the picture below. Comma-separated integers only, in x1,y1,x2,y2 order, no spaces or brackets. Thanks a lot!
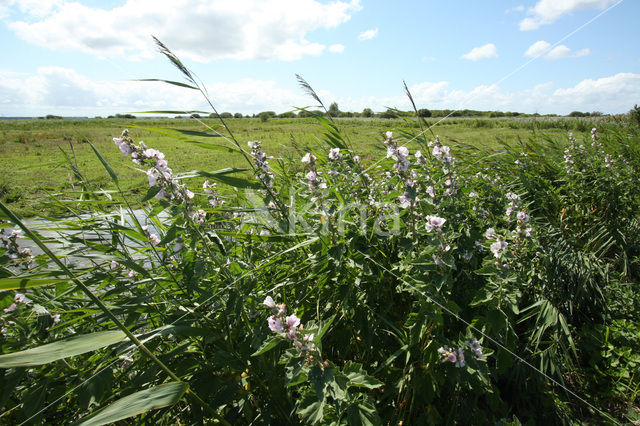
0,0,639,117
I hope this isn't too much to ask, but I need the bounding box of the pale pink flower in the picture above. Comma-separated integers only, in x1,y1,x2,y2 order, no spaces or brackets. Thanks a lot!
328,148,342,161
263,296,276,309
14,293,25,304
490,240,508,258
484,228,495,239
425,215,446,232
517,211,529,223
3,303,17,313
268,316,283,333
149,234,161,246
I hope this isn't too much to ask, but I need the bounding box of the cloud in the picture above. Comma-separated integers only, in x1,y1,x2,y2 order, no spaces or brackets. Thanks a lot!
524,40,591,59
357,28,378,41
519,0,619,30
0,66,312,116
461,43,498,61
349,74,640,115
2,67,638,117
328,44,345,53
6,0,362,62
505,5,525,14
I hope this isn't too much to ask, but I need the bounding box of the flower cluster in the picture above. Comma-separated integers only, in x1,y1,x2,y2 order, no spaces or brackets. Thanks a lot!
504,192,521,221
438,346,466,367
203,179,224,207
384,132,410,173
248,141,274,189
430,136,453,164
264,296,316,352
438,337,484,368
114,130,194,204
301,152,327,196
4,293,28,314
466,337,484,359
0,227,33,268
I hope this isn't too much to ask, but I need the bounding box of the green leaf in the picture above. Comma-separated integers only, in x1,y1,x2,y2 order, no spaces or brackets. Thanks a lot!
74,381,188,426
297,391,326,425
0,330,127,368
134,79,199,90
87,141,118,185
346,398,381,426
0,277,70,291
142,186,162,202
251,335,283,356
342,362,382,389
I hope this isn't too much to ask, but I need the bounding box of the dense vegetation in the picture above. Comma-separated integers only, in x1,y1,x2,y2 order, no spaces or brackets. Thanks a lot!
0,46,638,424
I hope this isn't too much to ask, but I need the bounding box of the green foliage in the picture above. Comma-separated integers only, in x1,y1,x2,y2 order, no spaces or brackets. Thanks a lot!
0,45,638,424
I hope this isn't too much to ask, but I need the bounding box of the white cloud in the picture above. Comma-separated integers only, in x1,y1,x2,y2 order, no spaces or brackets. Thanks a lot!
574,48,591,57
0,66,312,116
524,40,552,57
329,44,345,53
2,67,638,117
546,45,573,59
357,28,378,41
519,0,619,30
549,73,640,112
346,74,639,115
505,5,525,14
6,0,362,62
524,40,591,59
461,43,498,61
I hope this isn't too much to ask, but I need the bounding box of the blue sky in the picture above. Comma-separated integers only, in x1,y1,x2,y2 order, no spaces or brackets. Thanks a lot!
0,0,638,116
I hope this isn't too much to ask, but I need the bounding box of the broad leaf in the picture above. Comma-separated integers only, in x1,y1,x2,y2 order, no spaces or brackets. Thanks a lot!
342,362,382,389
0,277,70,291
74,381,188,426
0,330,127,368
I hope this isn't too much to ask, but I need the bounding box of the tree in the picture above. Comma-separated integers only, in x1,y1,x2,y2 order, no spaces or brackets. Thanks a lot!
361,108,374,118
328,102,340,117
416,108,432,118
234,113,243,119
258,112,271,122
379,109,396,119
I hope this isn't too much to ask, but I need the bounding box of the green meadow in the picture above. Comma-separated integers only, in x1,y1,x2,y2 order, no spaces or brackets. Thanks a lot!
0,116,602,217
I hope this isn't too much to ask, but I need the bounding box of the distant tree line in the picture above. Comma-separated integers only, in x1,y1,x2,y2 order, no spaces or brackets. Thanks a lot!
181,104,609,121
37,107,610,121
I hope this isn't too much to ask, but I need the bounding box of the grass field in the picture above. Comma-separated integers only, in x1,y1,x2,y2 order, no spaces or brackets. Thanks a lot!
0,116,607,217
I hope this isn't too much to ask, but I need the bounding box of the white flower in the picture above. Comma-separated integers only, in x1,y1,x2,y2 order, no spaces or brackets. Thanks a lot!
517,211,529,223
149,234,161,246
426,186,435,198
397,146,409,160
386,131,393,139
398,193,412,209
490,240,508,258
425,215,446,232
483,228,495,239
263,296,276,309
328,148,341,161
301,152,316,164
